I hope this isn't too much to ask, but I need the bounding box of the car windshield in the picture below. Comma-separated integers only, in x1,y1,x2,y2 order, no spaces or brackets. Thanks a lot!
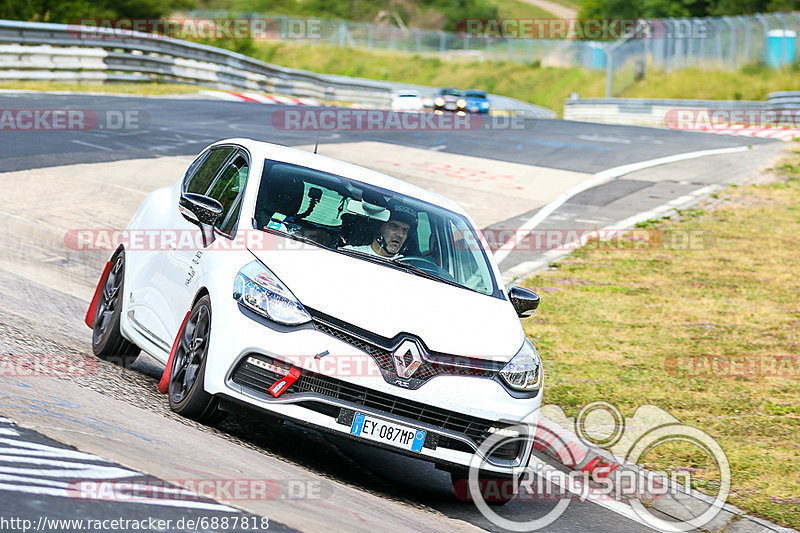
465,91,487,99
440,89,461,97
253,160,500,298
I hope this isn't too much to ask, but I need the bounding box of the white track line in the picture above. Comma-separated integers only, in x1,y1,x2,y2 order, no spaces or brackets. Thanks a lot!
494,145,751,266
527,454,660,532
501,184,722,282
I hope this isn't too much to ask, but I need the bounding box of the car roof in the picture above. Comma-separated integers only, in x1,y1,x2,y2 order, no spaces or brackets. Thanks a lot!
465,90,487,96
213,138,467,215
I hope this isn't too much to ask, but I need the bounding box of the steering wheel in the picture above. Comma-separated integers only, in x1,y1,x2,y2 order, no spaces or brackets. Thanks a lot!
395,256,457,282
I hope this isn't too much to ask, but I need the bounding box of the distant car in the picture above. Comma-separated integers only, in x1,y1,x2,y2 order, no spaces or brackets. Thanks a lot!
391,90,424,111
433,88,466,115
85,138,544,502
464,90,491,114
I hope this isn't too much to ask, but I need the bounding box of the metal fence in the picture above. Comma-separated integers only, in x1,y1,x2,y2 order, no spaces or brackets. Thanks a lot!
189,10,800,97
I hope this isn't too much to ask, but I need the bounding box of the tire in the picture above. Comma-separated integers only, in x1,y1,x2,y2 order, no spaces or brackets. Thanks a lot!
451,471,517,506
168,295,225,425
91,250,140,368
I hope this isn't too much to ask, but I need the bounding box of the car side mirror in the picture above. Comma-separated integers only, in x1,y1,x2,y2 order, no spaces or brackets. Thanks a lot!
179,193,223,247
509,286,540,318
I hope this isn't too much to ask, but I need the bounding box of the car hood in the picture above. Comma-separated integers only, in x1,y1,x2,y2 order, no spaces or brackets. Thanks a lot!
249,244,523,361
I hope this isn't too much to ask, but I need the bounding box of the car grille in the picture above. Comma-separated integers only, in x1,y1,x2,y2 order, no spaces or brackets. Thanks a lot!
231,354,522,460
307,309,501,390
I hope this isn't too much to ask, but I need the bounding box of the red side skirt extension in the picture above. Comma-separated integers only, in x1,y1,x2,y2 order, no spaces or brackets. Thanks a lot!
84,261,112,329
158,311,191,394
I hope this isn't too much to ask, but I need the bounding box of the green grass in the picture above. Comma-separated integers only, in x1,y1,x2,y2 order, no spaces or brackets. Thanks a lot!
519,149,800,528
492,0,558,19
0,81,204,95
195,0,502,30
624,64,800,101
201,39,608,112
8,42,800,117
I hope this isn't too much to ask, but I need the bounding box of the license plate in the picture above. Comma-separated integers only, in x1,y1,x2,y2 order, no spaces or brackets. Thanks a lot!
350,413,426,453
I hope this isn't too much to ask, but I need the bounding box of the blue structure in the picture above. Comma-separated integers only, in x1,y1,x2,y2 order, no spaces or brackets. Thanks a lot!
766,29,796,67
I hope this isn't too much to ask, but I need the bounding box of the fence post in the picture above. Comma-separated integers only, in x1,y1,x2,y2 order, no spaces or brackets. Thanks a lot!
721,16,735,70
698,17,707,64
439,30,445,54
367,23,374,50
739,15,750,65
755,13,769,63
665,17,675,72
416,29,422,53
775,12,788,66
280,15,287,39
605,47,613,97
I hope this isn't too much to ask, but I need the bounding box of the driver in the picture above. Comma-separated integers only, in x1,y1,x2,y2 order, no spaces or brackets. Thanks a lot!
345,202,417,258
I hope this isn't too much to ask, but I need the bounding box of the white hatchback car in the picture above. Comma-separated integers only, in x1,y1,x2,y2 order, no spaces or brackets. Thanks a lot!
391,90,425,111
86,138,542,494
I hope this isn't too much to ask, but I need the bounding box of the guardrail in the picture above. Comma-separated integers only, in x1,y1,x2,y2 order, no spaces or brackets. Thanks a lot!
563,97,769,127
0,19,556,118
768,90,800,109
0,20,394,105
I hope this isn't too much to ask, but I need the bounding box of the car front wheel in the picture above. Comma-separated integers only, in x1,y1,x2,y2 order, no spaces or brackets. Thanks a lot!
168,295,225,425
91,250,140,368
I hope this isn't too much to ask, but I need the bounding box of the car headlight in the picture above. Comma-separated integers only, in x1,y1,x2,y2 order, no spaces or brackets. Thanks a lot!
499,339,543,392
233,260,311,325
456,98,467,108
434,97,445,106
480,101,490,108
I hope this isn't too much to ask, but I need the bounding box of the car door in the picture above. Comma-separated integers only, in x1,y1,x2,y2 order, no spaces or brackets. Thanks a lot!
159,147,250,339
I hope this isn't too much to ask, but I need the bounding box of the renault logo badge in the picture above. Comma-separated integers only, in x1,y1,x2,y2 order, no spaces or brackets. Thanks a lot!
393,339,423,379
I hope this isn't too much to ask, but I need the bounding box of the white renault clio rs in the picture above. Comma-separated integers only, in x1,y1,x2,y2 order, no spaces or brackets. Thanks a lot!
86,138,542,495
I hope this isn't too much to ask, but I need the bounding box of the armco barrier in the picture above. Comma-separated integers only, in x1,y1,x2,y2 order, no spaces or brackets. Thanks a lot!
0,20,391,105
768,90,800,109
0,19,556,118
563,97,768,127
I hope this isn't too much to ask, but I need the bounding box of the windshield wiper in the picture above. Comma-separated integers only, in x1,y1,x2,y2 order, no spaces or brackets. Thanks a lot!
337,248,464,289
387,258,464,289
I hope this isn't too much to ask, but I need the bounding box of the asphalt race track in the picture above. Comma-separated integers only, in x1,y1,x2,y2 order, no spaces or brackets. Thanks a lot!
0,92,786,533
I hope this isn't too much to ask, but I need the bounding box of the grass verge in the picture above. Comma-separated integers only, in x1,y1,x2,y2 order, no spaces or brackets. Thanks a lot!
0,81,203,96
5,46,800,115
518,147,800,528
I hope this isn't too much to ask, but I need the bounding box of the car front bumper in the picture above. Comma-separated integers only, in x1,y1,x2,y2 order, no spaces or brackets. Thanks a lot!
203,298,542,475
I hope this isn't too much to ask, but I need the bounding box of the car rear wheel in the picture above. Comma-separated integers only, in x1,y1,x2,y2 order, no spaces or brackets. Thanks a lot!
91,250,140,368
168,295,225,425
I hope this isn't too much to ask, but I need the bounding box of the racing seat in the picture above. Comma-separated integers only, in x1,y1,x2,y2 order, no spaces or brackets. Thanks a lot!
254,174,304,229
339,214,375,246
